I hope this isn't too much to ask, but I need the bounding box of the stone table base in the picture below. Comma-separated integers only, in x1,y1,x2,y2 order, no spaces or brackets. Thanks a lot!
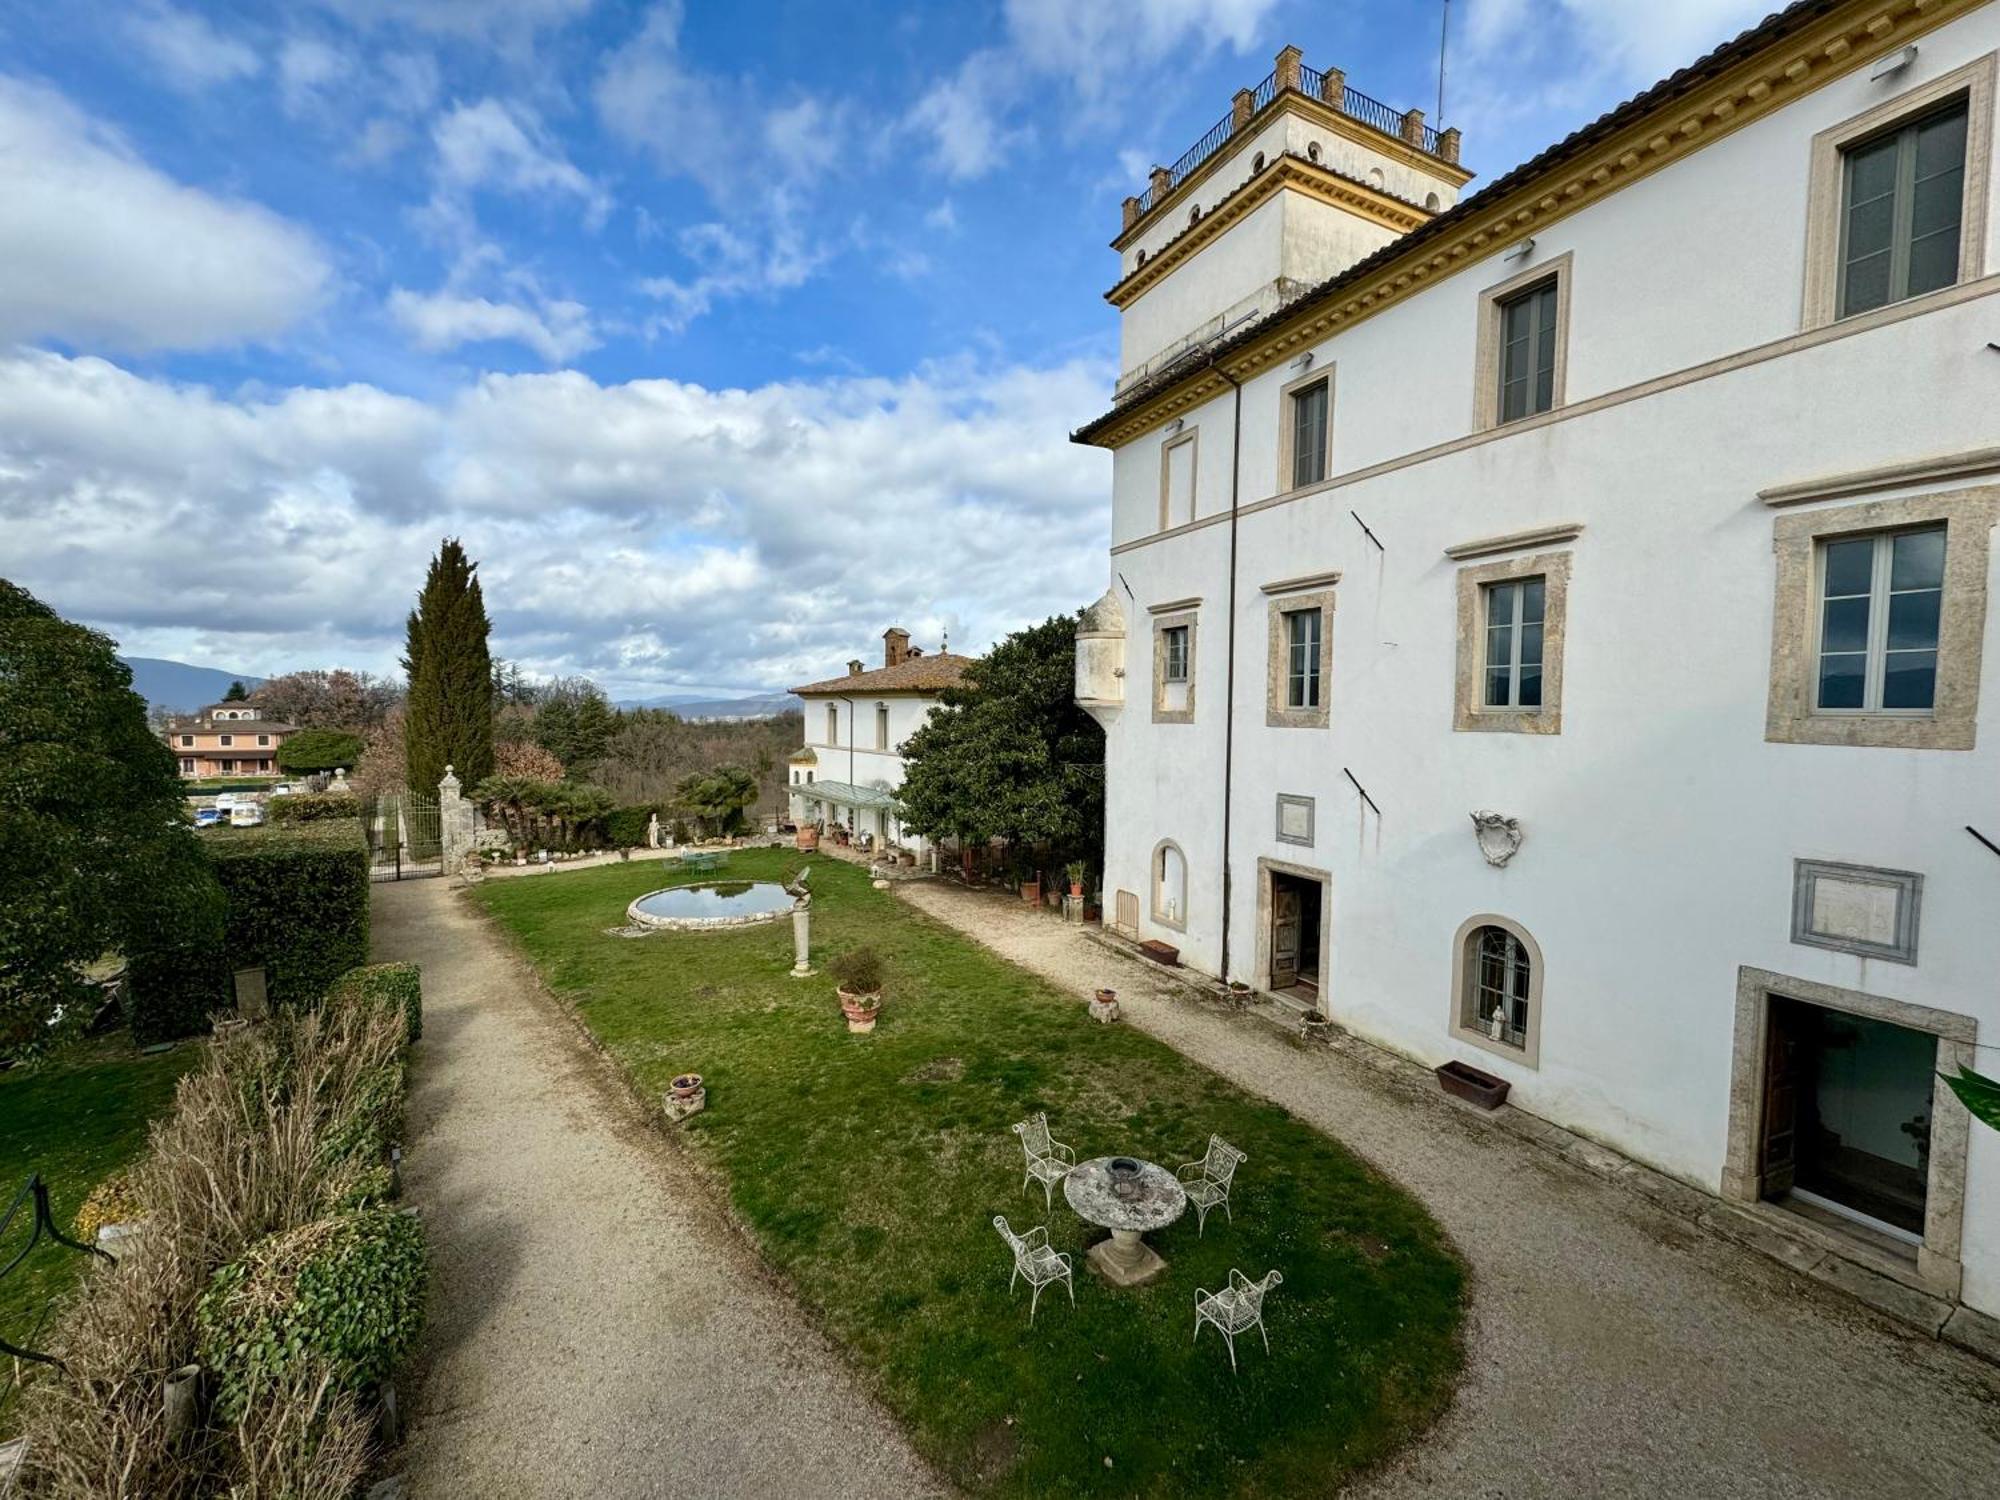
1085,1228,1168,1287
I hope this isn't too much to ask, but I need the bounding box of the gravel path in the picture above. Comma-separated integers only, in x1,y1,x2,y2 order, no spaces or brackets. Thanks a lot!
372,879,944,1500
897,881,2000,1499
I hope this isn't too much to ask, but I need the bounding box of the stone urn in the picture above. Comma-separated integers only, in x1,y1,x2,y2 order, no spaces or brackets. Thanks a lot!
212,1017,250,1041
797,826,820,851
839,989,882,1034
670,1073,703,1100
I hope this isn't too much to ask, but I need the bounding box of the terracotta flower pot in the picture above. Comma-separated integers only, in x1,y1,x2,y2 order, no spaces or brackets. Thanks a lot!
670,1073,703,1100
1069,882,1084,897
839,988,882,1033
1021,880,1041,906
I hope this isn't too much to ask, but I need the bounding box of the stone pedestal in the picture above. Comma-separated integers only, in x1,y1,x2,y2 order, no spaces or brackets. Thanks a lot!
789,905,815,977
1086,1231,1168,1287
663,1086,707,1123
438,767,478,878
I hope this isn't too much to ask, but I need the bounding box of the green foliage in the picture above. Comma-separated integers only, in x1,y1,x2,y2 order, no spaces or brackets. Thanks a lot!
532,677,616,775
325,962,423,1044
1945,1066,2000,1132
606,803,667,848
0,579,225,1052
276,728,366,774
208,823,370,1014
223,680,250,701
828,945,885,995
197,1208,428,1422
267,792,362,824
674,764,759,837
403,538,494,793
474,776,616,851
476,854,1464,1497
897,614,1104,870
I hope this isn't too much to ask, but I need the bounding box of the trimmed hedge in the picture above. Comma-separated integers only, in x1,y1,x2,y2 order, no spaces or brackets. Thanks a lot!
206,821,369,1014
267,792,362,824
605,803,662,848
325,962,422,1044
196,1208,428,1422
127,947,229,1045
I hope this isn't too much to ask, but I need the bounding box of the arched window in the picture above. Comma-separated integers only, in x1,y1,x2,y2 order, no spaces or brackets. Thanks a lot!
1424,191,1442,211
1189,203,1202,226
1367,166,1386,189
1252,151,1266,173
1152,840,1188,931
1450,915,1544,1066
1137,248,1148,267
1306,141,1322,163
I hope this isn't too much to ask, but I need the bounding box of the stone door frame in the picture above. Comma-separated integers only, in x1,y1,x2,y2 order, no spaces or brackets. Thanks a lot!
1253,856,1331,1014
1722,965,1976,1298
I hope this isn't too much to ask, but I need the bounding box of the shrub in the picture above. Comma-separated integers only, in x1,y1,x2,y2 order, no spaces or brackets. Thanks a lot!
206,822,370,1014
606,803,666,848
224,1359,373,1500
325,962,422,1043
267,792,361,824
197,1208,428,1422
126,946,230,1045
275,728,366,776
829,946,885,996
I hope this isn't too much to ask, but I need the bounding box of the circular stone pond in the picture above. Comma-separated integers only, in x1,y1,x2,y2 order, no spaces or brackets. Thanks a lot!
626,881,797,932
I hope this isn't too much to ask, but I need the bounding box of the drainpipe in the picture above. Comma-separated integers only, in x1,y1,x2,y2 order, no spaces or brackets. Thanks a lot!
1212,356,1244,985
842,696,857,830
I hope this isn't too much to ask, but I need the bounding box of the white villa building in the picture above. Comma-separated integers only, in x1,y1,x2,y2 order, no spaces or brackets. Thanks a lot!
1073,1,2000,1342
788,627,972,857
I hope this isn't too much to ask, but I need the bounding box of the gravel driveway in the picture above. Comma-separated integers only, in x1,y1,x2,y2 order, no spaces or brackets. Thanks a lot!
372,879,944,1500
897,880,2000,1499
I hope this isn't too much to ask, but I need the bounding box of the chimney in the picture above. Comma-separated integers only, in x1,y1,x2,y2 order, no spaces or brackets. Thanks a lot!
883,627,910,667
847,659,863,676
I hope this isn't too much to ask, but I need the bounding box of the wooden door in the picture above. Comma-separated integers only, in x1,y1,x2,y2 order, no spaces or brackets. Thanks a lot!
1272,882,1301,989
1761,1002,1802,1196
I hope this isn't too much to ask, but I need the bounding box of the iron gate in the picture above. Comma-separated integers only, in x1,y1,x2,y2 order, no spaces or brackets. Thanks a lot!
363,791,443,880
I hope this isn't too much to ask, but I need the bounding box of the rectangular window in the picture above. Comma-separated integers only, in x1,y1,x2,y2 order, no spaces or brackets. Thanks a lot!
219,734,233,747
257,734,270,746
875,705,889,750
180,735,193,746
1839,100,1968,318
1163,625,1190,683
1290,379,1329,488
826,704,838,744
180,757,194,773
1815,526,1944,713
1284,608,1321,709
1161,432,1196,529
1482,576,1547,709
1496,280,1559,424
220,759,235,772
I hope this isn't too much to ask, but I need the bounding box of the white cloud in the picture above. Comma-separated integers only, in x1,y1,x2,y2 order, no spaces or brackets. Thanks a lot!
277,36,353,115
594,2,732,194
638,220,828,334
907,52,1026,181
432,98,611,227
0,77,331,352
0,346,1111,693
388,288,599,363
123,2,261,92
316,0,590,44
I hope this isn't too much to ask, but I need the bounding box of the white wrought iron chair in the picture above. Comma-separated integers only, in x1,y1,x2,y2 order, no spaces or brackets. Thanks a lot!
1012,1113,1076,1210
1193,1268,1283,1372
1175,1134,1247,1236
993,1216,1074,1325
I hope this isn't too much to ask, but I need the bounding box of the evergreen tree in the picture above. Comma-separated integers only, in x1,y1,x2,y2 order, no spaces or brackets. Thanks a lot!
223,679,249,701
403,538,495,792
0,580,224,1047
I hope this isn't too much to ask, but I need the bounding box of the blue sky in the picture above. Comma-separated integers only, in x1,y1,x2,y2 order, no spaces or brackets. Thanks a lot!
0,0,1770,695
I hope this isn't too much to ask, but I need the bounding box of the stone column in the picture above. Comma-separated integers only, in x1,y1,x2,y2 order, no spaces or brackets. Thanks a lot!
1438,126,1462,165
790,904,814,977
1320,65,1345,104
1400,107,1427,147
1122,196,1140,231
1148,164,1171,201
438,766,477,879
1231,87,1254,131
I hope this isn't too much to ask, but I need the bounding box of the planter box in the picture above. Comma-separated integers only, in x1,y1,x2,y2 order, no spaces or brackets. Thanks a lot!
1435,1059,1509,1110
1137,939,1180,967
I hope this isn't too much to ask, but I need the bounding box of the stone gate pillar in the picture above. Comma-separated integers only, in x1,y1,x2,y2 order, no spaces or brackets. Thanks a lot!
439,766,477,878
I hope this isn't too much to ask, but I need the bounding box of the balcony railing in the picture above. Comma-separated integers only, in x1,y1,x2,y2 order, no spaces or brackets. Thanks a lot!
1129,61,1447,222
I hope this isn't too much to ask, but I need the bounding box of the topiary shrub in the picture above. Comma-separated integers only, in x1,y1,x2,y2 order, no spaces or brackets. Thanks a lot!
267,793,361,824
605,803,663,848
324,962,422,1043
197,1208,428,1422
204,822,369,1014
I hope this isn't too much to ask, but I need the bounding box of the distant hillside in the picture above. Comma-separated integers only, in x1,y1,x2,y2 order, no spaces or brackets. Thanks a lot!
619,691,802,720
120,656,264,711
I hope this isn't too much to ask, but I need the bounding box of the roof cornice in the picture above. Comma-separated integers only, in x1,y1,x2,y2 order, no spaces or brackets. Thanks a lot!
1076,0,1979,451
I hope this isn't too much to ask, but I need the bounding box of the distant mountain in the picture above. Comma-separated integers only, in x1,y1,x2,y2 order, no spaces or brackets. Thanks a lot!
618,691,801,720
121,656,264,712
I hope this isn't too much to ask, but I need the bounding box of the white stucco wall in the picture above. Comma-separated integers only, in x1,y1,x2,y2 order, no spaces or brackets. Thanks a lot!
1091,6,2000,1316
791,692,947,853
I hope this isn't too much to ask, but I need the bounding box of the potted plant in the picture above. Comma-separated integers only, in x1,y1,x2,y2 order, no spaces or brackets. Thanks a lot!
1066,860,1088,898
831,947,885,1033
670,1072,703,1100
1020,867,1041,907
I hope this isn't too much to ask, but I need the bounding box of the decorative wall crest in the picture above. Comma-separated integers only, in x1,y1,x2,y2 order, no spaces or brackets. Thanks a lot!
1470,811,1522,867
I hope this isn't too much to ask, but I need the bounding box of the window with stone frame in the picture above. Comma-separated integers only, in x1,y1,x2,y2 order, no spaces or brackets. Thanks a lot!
1289,379,1330,488
1813,526,1944,713
1473,252,1572,433
1152,609,1197,724
1453,551,1569,734
1163,625,1189,682
1264,582,1335,728
826,704,838,745
1449,914,1544,1068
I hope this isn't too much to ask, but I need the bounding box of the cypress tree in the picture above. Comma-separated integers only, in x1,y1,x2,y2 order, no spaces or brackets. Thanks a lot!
403,538,495,793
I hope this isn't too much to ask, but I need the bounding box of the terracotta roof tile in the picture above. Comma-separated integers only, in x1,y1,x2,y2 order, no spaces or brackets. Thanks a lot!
790,653,976,696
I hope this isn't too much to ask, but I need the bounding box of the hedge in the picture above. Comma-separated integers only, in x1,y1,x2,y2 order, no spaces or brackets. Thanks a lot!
267,792,362,824
605,803,661,848
196,1208,428,1422
130,823,369,1041
325,962,422,1044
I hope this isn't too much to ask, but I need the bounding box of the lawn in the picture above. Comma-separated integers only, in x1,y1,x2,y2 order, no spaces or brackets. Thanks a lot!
0,1037,196,1367
476,852,1464,1497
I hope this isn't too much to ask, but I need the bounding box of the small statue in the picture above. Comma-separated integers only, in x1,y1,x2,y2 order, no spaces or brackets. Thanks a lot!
646,812,661,849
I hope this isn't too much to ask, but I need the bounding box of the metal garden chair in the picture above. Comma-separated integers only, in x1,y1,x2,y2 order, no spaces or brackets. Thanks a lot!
993,1216,1074,1325
1011,1112,1076,1210
1175,1133,1247,1235
1193,1268,1283,1372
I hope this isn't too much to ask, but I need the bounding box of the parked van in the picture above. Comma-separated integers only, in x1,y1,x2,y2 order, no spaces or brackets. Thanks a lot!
228,803,265,828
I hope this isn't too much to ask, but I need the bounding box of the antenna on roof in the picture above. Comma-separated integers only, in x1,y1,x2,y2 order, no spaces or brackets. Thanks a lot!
1437,0,1450,122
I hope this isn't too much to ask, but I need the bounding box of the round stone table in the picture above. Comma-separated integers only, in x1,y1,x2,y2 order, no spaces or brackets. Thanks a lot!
1063,1156,1188,1287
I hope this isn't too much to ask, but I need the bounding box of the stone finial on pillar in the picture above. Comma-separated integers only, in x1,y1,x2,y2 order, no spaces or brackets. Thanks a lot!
438,766,477,879
1148,164,1171,199
1400,107,1427,147
439,764,460,798
1438,126,1463,165
1320,65,1345,104
1274,45,1303,92
1122,195,1140,230
1231,87,1255,131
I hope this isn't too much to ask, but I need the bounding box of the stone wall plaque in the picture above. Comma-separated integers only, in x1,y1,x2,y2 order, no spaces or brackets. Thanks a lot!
1276,794,1315,847
1791,860,1921,964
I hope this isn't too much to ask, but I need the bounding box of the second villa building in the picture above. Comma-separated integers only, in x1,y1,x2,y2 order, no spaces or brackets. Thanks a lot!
1073,3,2000,1338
